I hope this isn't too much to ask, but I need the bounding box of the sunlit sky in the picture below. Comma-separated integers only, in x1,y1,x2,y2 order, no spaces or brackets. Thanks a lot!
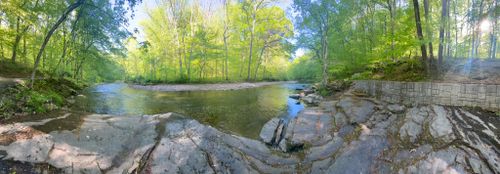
126,0,304,57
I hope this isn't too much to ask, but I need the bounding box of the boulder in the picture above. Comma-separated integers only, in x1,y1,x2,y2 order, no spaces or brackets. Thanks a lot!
259,118,281,144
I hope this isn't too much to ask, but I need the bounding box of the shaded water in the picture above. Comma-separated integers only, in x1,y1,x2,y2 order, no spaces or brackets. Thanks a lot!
62,83,305,139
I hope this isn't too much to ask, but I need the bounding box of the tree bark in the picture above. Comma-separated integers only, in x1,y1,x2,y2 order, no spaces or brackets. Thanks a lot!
11,18,30,63
423,0,434,58
489,0,497,59
246,14,256,81
412,0,428,60
438,0,448,65
223,0,230,81
30,0,86,88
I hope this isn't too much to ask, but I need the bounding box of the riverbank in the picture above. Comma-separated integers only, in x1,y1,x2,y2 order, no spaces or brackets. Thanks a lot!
130,81,298,91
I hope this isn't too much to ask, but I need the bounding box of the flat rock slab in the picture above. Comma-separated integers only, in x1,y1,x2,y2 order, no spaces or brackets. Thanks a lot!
285,108,334,147
337,97,375,123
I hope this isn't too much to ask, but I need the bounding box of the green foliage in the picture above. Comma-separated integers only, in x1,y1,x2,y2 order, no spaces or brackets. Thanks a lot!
120,0,293,83
0,0,140,83
293,0,499,84
0,77,83,119
288,53,321,82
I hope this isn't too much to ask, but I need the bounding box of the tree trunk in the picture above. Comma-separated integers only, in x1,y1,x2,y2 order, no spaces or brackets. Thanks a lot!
423,0,434,58
445,1,451,58
30,0,85,88
253,42,268,80
471,0,484,58
223,0,230,81
438,0,448,65
489,0,497,59
412,0,428,61
387,0,396,60
321,31,329,86
453,0,458,57
11,18,29,63
246,14,256,81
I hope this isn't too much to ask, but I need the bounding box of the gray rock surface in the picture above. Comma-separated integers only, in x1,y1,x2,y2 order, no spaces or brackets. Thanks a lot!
387,104,405,114
284,107,333,148
0,94,498,174
429,105,455,142
259,118,280,144
337,97,375,123
399,107,429,143
302,94,323,105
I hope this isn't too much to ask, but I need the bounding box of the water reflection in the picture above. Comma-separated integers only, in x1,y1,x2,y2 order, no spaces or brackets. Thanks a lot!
73,83,305,138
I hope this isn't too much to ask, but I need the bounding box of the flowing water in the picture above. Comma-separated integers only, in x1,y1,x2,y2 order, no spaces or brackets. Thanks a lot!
34,83,305,139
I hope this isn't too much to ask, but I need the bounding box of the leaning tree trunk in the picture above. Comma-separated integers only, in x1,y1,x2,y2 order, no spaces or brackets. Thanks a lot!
30,0,85,88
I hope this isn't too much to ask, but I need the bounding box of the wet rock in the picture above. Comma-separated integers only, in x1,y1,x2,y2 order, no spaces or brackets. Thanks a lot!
429,105,455,143
387,104,405,114
337,97,375,123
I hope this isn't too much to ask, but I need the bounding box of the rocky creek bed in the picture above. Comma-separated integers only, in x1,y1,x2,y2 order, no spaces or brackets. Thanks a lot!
0,89,498,173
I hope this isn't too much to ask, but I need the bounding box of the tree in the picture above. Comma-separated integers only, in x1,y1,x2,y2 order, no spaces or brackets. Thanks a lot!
438,0,449,65
412,0,428,61
293,0,334,86
30,0,86,88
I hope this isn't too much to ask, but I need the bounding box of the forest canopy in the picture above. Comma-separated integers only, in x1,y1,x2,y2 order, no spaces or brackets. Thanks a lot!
0,0,498,85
